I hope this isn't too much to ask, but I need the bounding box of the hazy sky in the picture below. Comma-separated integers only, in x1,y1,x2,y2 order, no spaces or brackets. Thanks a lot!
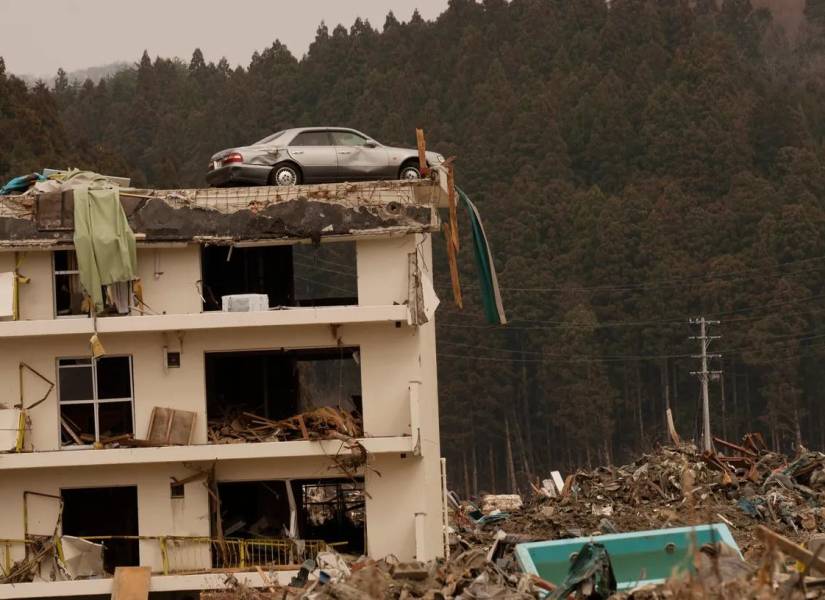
0,0,449,77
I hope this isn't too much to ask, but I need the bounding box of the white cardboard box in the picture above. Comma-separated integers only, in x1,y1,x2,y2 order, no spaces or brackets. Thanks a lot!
221,294,269,312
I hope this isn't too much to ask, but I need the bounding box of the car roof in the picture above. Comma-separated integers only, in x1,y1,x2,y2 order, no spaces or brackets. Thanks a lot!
283,126,369,137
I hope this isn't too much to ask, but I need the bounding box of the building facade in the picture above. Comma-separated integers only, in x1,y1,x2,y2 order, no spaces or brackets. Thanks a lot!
0,178,448,598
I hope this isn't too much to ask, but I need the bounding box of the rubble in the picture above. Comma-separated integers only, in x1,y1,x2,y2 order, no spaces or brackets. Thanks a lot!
499,438,825,556
207,407,362,444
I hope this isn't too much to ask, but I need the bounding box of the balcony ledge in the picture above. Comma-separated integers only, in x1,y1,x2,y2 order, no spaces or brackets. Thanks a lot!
0,435,415,471
0,570,289,599
0,304,410,338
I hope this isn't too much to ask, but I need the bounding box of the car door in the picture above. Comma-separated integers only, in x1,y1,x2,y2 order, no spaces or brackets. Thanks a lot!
286,130,338,182
330,130,390,181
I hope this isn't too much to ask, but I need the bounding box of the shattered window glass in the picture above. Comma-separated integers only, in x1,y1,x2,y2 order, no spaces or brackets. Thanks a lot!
58,356,134,446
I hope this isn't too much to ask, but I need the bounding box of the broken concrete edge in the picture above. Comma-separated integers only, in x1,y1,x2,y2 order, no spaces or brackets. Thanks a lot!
0,174,450,249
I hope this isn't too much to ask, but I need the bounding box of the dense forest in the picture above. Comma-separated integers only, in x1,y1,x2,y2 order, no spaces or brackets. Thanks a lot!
2,0,825,496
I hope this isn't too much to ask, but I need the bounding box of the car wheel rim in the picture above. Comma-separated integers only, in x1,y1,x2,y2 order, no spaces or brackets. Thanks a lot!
401,167,420,180
276,168,296,186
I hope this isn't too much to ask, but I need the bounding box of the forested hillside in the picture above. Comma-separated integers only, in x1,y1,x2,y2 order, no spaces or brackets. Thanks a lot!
3,0,825,495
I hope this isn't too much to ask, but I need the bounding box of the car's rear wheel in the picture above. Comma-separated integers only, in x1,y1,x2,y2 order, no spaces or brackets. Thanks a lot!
399,162,422,180
269,163,302,186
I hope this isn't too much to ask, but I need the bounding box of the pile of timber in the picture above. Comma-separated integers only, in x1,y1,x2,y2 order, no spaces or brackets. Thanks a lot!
208,407,362,444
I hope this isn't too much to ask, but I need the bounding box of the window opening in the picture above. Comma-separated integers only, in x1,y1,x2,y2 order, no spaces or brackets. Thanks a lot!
211,479,365,566
294,478,365,554
61,486,139,573
58,356,134,446
53,250,131,317
54,250,84,317
170,483,185,499
205,348,362,443
201,242,357,312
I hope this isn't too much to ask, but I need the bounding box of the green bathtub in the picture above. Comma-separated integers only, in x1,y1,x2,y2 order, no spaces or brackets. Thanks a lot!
514,524,740,591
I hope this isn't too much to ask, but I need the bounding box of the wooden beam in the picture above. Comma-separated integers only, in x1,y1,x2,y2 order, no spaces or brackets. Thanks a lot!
756,525,825,575
416,128,430,177
443,223,463,308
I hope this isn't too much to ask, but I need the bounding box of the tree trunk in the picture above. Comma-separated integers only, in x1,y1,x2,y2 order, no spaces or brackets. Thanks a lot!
520,358,536,475
512,412,532,484
471,439,478,496
636,362,644,447
462,447,471,500
731,358,738,440
720,369,727,440
745,373,752,433
489,445,496,494
672,359,679,412
794,390,803,450
505,419,518,494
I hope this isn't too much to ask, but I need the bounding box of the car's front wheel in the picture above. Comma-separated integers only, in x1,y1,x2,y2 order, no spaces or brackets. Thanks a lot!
269,163,302,186
399,163,422,180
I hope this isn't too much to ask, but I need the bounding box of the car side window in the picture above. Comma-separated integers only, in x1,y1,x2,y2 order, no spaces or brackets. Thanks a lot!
290,131,332,146
331,131,369,146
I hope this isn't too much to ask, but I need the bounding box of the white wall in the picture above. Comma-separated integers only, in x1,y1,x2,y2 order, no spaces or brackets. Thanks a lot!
0,234,444,566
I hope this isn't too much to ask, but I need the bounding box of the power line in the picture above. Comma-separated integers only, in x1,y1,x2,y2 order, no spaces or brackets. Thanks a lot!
435,292,825,331
437,330,825,364
435,253,825,294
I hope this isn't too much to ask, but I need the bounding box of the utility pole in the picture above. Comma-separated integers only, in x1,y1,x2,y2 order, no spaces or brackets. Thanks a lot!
690,317,721,453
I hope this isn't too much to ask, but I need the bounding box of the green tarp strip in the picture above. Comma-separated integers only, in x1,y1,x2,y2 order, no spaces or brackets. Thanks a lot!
457,187,507,325
72,177,137,314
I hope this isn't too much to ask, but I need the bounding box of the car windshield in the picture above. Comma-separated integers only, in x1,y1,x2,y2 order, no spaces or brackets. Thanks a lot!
252,130,286,145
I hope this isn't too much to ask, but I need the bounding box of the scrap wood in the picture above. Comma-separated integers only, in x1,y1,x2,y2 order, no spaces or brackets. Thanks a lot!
756,525,825,575
714,436,758,458
209,407,362,444
442,223,463,308
111,566,151,600
60,416,83,445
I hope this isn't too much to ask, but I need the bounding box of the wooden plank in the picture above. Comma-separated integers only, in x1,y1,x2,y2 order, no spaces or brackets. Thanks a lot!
146,407,172,444
168,409,196,445
447,162,459,253
714,436,757,457
442,223,463,308
415,129,430,177
297,415,309,440
60,417,83,445
111,566,151,600
756,525,825,575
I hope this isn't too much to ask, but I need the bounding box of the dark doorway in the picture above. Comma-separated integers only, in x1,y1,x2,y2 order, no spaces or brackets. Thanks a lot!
293,478,365,554
61,486,139,574
205,348,362,423
216,481,292,539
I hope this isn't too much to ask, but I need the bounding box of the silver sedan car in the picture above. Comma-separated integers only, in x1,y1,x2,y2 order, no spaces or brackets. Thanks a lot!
206,127,445,187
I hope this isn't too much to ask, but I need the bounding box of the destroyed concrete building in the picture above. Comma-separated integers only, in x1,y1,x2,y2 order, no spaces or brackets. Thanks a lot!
0,172,451,597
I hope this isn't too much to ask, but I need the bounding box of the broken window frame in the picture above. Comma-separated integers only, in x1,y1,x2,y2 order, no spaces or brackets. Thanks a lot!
53,250,86,319
57,356,135,447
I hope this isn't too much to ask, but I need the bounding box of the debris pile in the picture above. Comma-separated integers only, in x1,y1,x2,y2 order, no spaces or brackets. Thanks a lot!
202,548,538,600
498,437,825,554
208,407,362,444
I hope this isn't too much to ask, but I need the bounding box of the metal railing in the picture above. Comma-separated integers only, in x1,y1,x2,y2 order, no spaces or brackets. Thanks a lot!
1,536,327,578
81,535,328,574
